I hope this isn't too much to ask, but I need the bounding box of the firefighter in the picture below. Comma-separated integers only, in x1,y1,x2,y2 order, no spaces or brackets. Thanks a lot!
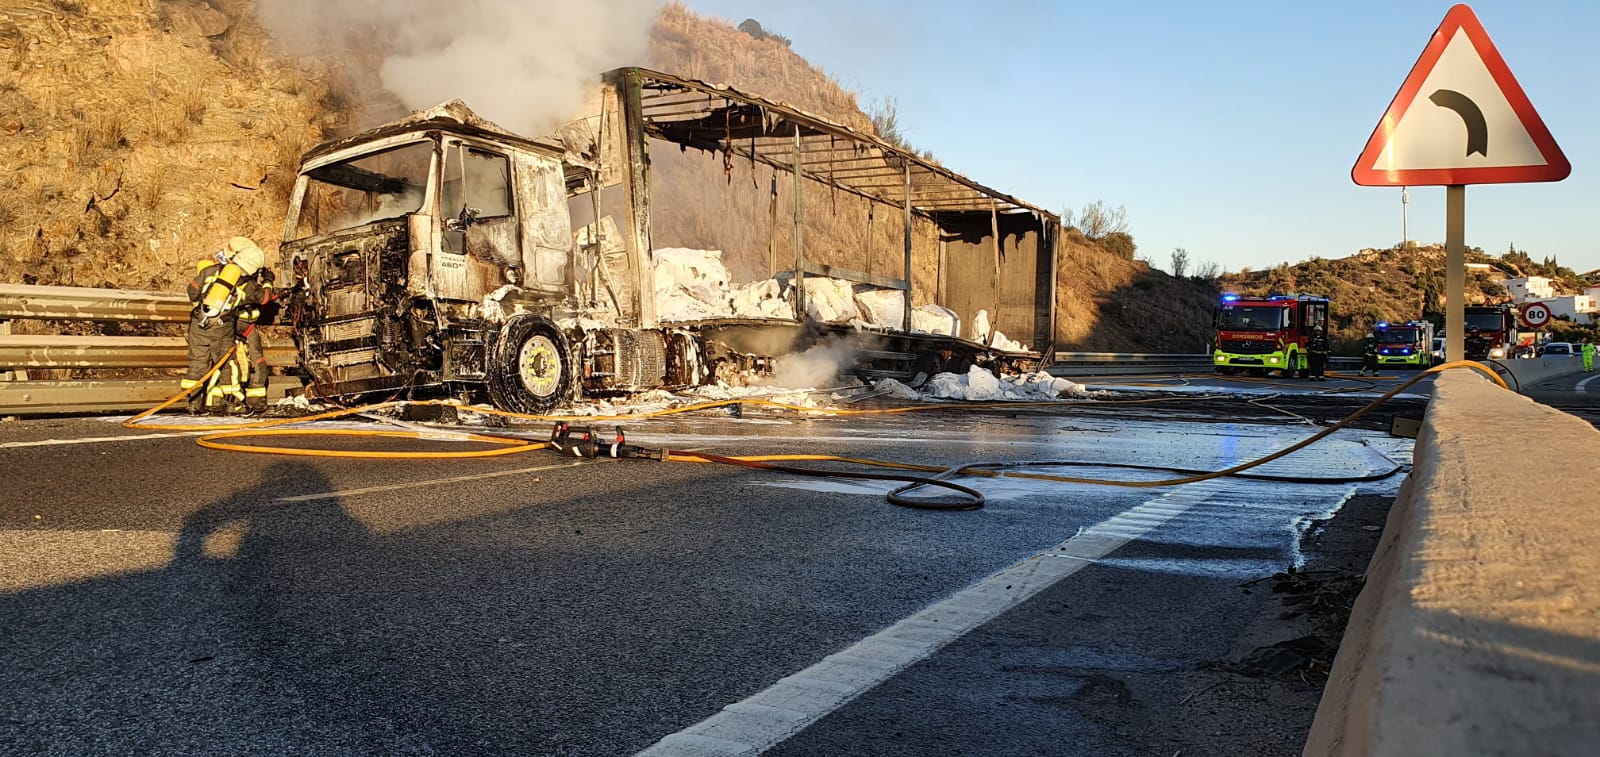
1307,325,1330,381
181,237,268,414
1358,331,1379,377
1583,340,1595,373
235,265,278,414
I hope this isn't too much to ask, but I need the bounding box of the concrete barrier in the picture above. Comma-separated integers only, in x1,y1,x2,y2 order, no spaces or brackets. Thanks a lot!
1304,369,1600,755
1488,355,1588,389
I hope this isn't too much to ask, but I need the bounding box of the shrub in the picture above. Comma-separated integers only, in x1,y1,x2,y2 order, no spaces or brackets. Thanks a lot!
1100,231,1136,260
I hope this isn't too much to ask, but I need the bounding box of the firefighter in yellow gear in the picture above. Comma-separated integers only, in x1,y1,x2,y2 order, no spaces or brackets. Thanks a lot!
182,237,269,414
1584,340,1595,372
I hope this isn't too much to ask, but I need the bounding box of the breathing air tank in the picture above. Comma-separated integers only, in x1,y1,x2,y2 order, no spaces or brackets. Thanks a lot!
200,237,265,322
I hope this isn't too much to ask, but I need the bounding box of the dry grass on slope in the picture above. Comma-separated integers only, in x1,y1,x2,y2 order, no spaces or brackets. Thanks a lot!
1055,231,1219,354
0,0,331,292
649,2,872,133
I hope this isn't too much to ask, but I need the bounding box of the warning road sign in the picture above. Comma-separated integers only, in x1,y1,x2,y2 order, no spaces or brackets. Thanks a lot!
1353,4,1569,186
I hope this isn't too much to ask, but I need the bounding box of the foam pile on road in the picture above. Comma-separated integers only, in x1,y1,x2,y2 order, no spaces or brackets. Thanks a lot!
920,365,1087,401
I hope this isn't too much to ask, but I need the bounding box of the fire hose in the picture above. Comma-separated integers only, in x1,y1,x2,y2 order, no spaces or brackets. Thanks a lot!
127,359,1506,509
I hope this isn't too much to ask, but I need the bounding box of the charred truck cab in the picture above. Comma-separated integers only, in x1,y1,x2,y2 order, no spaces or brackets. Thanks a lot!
1212,293,1330,377
279,103,611,412
279,69,1058,411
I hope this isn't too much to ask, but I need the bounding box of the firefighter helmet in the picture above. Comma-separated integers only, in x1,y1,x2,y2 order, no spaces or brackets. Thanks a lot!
225,237,265,275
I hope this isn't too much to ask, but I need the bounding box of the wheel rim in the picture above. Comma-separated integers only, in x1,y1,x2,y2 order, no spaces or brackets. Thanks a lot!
517,335,561,397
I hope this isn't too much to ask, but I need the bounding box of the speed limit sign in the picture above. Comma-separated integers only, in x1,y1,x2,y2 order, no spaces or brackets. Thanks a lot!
1522,302,1552,328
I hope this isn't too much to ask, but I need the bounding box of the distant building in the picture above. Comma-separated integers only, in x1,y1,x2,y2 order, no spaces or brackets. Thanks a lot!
1529,294,1598,322
1502,276,1556,302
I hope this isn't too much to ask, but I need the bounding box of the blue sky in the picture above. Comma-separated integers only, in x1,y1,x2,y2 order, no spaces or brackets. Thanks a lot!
685,1,1597,275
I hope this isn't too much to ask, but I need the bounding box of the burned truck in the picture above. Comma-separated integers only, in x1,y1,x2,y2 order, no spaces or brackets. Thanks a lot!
277,68,1060,411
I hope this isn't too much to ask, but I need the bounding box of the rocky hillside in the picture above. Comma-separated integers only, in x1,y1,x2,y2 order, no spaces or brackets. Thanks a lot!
0,0,1218,354
0,0,331,292
1220,244,1600,350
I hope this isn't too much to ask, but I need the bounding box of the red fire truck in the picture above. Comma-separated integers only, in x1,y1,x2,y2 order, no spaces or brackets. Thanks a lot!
1213,294,1331,377
1461,305,1515,360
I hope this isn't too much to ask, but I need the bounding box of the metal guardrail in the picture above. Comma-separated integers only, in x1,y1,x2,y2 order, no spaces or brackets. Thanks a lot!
0,284,296,416
1046,353,1363,378
0,283,191,322
0,284,1380,415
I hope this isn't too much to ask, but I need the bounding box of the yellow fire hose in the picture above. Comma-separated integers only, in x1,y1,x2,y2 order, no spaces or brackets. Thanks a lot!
125,358,1505,502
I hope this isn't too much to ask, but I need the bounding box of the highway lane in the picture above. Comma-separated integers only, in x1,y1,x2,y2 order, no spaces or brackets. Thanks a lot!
0,399,1409,755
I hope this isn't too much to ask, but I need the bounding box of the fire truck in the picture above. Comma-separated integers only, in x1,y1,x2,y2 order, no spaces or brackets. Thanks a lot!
1374,320,1434,369
1212,294,1330,377
1461,305,1514,360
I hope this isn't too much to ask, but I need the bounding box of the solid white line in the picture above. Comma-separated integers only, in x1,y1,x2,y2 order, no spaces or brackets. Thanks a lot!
1577,373,1599,392
0,431,209,449
273,460,590,503
635,484,1224,756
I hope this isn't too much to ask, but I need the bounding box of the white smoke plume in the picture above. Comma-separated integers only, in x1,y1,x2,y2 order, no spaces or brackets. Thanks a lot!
756,336,865,390
256,0,661,135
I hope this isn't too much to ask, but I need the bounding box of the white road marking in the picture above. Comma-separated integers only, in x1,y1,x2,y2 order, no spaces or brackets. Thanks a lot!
1577,373,1599,392
636,484,1225,757
273,461,590,503
0,431,209,449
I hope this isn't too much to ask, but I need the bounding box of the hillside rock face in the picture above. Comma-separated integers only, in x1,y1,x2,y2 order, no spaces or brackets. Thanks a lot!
1,0,1217,353
0,0,331,292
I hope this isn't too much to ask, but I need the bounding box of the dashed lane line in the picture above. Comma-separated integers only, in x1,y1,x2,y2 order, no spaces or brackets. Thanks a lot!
636,483,1226,756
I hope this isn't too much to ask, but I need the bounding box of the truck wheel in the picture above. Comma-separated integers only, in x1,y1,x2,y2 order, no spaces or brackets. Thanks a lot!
1283,351,1299,379
487,316,572,414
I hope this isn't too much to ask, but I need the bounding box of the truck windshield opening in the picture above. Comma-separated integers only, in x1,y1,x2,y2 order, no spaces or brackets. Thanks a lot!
1216,305,1286,331
294,140,433,240
1465,313,1506,331
1378,327,1420,343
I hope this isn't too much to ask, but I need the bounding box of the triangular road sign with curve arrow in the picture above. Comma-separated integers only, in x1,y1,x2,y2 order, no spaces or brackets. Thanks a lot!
1352,4,1569,186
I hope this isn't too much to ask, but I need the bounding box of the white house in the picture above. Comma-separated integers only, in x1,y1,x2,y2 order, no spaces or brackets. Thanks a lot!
1502,276,1556,302
1530,294,1598,322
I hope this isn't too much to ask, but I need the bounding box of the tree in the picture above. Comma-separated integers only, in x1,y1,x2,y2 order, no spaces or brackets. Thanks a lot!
1170,247,1190,278
1192,260,1222,282
1073,200,1129,240
868,96,905,149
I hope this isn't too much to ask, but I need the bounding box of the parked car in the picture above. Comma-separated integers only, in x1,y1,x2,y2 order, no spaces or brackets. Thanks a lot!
1431,337,1446,362
1539,342,1574,356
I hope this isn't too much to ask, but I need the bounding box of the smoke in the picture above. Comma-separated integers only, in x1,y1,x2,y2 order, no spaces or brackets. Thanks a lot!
256,0,661,135
756,335,866,390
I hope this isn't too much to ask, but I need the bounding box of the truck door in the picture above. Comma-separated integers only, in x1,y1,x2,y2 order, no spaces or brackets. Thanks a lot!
1300,300,1328,337
437,142,519,299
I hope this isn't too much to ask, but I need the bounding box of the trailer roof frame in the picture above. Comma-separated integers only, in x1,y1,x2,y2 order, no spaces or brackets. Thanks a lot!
609,68,1058,223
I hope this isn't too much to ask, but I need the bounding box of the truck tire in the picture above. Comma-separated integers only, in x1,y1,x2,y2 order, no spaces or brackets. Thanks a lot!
487,316,572,414
1283,351,1299,379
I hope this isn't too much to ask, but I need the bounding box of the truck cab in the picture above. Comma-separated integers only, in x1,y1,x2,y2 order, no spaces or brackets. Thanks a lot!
1375,320,1435,369
1213,294,1329,377
278,102,598,411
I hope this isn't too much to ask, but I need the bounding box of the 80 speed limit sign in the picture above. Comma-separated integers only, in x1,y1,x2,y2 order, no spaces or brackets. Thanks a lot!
1521,302,1552,328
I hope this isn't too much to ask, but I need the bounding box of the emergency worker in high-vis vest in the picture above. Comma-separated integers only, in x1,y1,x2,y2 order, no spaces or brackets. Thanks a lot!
182,237,268,414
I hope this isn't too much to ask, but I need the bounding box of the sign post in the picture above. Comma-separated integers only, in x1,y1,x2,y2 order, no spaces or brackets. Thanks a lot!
1352,4,1568,363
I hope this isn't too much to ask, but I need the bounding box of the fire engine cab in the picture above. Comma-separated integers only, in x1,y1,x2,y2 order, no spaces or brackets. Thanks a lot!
1213,293,1330,378
1375,320,1435,368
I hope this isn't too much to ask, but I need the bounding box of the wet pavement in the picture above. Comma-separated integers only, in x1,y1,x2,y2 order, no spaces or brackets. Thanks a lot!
1,394,1411,755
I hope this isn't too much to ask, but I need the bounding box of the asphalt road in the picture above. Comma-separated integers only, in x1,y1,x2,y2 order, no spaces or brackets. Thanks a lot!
1,392,1412,755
